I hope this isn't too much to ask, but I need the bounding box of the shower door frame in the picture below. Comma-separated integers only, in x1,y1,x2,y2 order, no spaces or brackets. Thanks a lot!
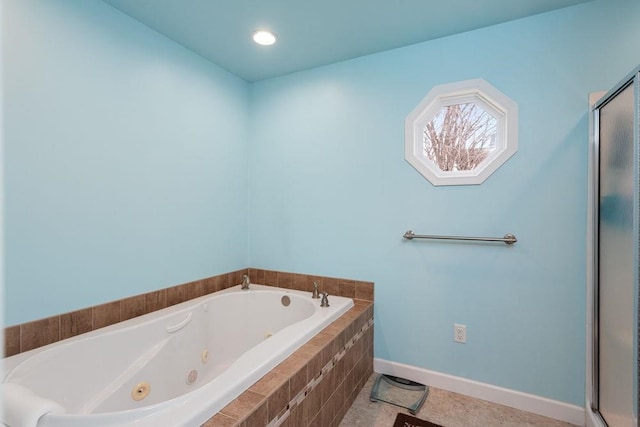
587,65,640,427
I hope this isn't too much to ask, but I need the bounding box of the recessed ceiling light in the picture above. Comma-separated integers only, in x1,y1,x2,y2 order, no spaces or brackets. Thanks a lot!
252,30,278,46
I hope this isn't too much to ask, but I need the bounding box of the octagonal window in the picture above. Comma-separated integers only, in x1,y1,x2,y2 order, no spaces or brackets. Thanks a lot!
405,78,517,186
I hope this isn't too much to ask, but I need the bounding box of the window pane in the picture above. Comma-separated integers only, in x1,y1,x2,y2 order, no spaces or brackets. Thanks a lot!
422,102,497,172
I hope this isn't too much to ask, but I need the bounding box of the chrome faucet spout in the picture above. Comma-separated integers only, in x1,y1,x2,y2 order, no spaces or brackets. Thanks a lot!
241,275,250,290
320,292,330,308
312,282,320,299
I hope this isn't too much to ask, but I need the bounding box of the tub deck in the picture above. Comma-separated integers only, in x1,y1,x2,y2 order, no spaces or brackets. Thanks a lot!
203,299,374,427
3,268,374,427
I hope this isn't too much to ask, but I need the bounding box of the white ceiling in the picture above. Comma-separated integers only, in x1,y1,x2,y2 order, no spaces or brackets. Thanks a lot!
102,0,595,82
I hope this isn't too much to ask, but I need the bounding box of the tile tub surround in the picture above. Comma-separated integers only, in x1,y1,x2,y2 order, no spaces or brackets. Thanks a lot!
3,267,374,357
249,269,374,302
3,269,248,357
202,299,374,427
3,267,374,427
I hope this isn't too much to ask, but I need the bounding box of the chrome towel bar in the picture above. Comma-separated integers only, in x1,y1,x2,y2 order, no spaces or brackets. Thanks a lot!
403,230,517,245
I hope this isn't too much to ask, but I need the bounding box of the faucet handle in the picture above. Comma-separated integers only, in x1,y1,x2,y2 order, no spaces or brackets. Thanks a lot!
320,292,330,308
312,282,320,299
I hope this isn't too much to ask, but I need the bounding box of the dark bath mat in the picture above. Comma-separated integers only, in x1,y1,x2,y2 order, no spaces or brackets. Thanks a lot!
392,412,443,427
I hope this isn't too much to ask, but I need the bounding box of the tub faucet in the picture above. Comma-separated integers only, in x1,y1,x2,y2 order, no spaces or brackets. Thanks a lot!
312,282,320,299
320,292,330,308
241,275,250,290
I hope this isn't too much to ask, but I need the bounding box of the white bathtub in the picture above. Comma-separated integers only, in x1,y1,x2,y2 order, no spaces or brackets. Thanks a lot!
2,284,354,427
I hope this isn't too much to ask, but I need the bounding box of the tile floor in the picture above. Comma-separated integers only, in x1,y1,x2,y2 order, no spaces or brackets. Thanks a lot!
340,374,579,427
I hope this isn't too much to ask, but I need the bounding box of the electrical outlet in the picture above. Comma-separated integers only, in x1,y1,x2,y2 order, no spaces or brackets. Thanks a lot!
454,324,466,343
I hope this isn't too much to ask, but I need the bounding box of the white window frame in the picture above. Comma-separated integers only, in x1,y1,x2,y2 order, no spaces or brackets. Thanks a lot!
405,78,518,186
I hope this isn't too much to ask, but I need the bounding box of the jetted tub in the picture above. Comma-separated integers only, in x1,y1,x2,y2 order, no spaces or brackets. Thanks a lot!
2,284,354,427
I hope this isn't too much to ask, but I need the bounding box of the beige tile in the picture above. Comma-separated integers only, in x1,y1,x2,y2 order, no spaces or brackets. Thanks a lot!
334,357,348,385
308,411,323,427
121,295,146,321
319,366,338,406
307,331,334,349
21,316,60,352
272,353,308,377
166,284,186,307
4,325,20,357
321,321,342,337
203,276,218,295
220,273,233,290
277,272,293,289
220,390,265,421
265,378,289,421
338,280,356,298
249,371,288,396
278,410,293,427
201,412,238,427
238,398,267,427
254,269,266,285
145,289,167,313
318,389,339,427
272,354,308,398
293,273,312,292
303,385,323,426
299,346,324,381
212,274,227,293
355,281,374,301
287,403,305,427
92,300,121,330
325,317,350,337
334,379,346,412
185,279,206,301
289,364,309,399
60,308,93,340
294,342,322,360
264,270,278,286
324,277,340,296
335,394,352,427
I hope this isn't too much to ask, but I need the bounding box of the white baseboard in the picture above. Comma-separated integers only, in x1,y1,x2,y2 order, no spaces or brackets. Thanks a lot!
374,358,585,426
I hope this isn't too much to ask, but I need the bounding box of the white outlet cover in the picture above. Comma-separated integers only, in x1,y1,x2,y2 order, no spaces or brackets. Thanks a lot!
454,324,467,343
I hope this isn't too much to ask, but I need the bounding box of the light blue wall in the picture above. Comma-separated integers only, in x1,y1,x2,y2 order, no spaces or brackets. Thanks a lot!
4,0,639,409
248,0,640,406
3,0,250,325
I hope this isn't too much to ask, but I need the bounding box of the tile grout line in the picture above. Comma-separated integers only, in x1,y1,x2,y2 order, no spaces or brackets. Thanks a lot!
266,318,374,427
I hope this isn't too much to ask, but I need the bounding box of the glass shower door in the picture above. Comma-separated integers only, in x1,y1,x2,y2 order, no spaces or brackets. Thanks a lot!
596,74,638,427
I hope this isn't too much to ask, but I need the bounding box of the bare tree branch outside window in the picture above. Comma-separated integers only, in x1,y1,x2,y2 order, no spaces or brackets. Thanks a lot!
423,102,497,171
